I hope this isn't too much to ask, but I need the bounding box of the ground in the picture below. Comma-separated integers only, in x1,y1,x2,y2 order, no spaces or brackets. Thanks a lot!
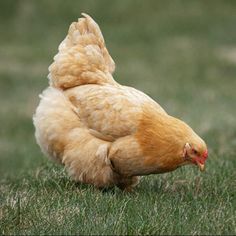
0,0,236,234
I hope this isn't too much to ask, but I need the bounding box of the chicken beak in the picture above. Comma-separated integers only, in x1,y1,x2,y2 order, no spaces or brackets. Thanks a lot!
197,162,205,172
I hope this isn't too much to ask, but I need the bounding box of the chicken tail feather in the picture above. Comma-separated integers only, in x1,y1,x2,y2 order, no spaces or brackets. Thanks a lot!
48,13,116,90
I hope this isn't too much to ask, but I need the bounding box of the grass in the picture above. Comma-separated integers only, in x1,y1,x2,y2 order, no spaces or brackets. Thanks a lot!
0,0,236,234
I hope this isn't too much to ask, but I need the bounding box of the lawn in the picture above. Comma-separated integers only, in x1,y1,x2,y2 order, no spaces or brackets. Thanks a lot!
0,0,236,235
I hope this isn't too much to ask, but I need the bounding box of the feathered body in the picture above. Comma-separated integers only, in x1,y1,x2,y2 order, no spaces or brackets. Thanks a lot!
33,14,208,191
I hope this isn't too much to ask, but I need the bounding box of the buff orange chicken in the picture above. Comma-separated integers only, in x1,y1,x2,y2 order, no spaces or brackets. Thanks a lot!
33,13,208,191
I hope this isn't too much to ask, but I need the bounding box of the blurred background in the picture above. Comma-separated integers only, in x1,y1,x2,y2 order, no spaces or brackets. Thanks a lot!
0,0,236,176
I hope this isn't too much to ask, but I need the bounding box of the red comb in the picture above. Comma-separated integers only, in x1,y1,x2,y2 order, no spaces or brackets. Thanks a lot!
203,150,208,159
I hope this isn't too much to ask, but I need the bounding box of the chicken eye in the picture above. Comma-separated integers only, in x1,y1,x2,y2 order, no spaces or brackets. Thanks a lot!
192,149,198,155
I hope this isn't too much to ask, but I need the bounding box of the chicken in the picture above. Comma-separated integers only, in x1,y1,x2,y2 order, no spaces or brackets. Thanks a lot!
33,13,208,191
